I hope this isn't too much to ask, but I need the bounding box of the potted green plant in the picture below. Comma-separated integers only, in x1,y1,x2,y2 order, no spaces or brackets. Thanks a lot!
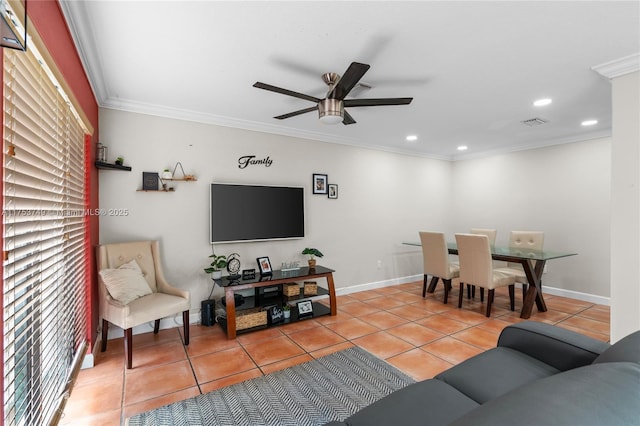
282,304,291,320
161,168,173,179
302,248,323,268
204,253,227,279
115,156,124,166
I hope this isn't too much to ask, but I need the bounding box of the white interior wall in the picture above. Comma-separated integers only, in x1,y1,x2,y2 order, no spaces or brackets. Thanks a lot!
450,138,611,300
98,108,612,332
97,108,451,309
610,70,640,342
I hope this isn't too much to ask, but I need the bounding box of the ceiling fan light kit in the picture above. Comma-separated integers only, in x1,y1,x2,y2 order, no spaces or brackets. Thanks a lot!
319,99,343,124
254,61,413,126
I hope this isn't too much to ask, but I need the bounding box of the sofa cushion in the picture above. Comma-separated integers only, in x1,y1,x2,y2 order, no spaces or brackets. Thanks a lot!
339,379,478,426
593,330,640,364
449,362,640,426
435,347,558,404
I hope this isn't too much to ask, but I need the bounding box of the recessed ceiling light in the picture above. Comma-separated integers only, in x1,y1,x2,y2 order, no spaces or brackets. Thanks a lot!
406,135,418,142
533,98,552,107
457,145,468,151
581,119,598,126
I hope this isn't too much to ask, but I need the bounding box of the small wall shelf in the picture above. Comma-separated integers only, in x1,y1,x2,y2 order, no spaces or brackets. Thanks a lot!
95,161,131,171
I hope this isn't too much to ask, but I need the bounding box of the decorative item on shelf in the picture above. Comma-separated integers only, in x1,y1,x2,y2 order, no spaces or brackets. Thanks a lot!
242,268,256,280
302,248,323,268
170,161,197,181
328,184,338,199
142,172,159,190
161,168,173,179
264,304,284,325
282,304,291,320
281,261,300,271
303,281,318,296
312,173,328,194
257,256,272,275
283,283,300,297
96,143,107,162
115,156,124,166
297,300,314,319
204,252,227,280
226,253,241,280
221,306,268,331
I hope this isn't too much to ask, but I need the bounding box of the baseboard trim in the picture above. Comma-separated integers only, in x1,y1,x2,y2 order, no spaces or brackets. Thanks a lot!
542,285,610,306
336,274,423,295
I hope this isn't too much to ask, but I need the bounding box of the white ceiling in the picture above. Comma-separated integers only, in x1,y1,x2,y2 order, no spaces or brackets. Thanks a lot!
60,1,640,160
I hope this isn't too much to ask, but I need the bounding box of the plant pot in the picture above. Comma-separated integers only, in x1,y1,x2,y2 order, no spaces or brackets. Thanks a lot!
212,270,222,280
283,310,291,320
161,171,173,179
308,259,316,268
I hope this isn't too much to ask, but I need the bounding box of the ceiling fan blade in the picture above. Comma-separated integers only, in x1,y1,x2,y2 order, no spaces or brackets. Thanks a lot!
328,62,370,100
344,97,413,107
342,110,356,125
274,106,318,120
253,82,321,103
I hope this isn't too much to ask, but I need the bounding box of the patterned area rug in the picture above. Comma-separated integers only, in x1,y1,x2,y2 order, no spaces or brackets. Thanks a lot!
127,346,415,426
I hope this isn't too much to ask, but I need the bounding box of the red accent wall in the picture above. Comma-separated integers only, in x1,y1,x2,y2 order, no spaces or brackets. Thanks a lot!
27,0,101,349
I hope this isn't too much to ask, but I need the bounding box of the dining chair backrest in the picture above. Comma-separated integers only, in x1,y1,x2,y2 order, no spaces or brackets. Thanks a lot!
470,228,497,246
456,233,494,288
508,231,544,269
419,231,455,279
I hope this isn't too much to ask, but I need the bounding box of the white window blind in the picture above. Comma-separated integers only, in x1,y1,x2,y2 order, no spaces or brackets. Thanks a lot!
3,45,88,426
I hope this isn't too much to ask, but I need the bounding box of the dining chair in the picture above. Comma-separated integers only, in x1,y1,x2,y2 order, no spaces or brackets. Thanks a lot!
419,231,460,303
503,231,545,301
467,228,498,300
97,240,191,369
455,233,516,317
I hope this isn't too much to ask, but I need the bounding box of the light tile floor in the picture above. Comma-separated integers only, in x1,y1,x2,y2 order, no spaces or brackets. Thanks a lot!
61,281,610,425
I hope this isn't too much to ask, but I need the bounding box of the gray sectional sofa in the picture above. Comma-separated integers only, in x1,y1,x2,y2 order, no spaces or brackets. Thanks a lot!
325,321,640,426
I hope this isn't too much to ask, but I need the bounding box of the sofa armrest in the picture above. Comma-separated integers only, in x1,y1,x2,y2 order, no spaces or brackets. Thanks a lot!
497,321,610,371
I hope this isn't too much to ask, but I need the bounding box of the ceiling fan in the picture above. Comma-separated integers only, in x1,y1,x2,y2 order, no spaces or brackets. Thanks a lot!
253,62,413,125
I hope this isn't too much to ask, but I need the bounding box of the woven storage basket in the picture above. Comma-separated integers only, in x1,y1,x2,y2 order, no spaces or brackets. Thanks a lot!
283,283,300,297
303,281,318,296
235,307,268,330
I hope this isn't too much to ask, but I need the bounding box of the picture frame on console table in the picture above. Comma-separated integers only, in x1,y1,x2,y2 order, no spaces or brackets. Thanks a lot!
312,173,328,194
257,256,272,275
297,300,313,318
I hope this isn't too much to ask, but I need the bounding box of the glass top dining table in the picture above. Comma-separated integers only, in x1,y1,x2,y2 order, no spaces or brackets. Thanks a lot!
403,241,577,318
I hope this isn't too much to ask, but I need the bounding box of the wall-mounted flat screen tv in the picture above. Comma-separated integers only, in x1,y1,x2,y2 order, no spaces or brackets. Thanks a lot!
210,183,305,244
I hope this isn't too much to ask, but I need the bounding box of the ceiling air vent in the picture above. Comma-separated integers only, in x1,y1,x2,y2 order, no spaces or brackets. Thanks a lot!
521,117,548,127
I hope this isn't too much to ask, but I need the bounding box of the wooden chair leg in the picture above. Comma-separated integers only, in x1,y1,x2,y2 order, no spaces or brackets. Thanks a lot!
485,289,495,317
509,284,515,311
183,310,190,345
443,279,451,304
154,319,160,334
458,282,464,308
480,288,484,302
467,284,472,299
521,284,528,301
422,274,428,297
125,328,133,369
101,319,108,352
427,276,439,293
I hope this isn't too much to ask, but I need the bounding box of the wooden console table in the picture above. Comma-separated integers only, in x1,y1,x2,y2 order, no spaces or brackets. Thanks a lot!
217,265,337,339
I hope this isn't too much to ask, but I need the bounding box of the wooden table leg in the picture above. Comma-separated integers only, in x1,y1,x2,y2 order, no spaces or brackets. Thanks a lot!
519,259,547,318
326,273,337,316
225,287,237,339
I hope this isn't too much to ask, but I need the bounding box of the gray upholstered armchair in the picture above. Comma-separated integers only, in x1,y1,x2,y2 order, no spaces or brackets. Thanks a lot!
97,240,190,369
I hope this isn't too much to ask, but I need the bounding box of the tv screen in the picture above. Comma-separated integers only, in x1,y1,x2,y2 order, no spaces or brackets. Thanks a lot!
210,183,305,243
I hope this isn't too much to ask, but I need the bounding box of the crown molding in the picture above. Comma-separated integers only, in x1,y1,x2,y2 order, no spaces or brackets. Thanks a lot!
592,53,640,79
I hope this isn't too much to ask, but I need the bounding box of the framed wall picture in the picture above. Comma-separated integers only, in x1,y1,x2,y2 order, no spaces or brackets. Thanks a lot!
297,300,314,318
257,256,272,275
312,173,328,194
328,184,338,199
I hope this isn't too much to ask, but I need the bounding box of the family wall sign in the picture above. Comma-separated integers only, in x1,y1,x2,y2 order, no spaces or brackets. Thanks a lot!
238,155,273,169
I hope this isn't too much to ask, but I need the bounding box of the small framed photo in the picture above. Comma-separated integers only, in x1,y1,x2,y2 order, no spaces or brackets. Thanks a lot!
257,256,272,275
297,300,314,318
313,173,328,194
328,184,338,199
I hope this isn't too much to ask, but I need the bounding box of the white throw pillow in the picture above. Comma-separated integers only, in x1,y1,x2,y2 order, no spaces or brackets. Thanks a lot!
99,261,152,304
